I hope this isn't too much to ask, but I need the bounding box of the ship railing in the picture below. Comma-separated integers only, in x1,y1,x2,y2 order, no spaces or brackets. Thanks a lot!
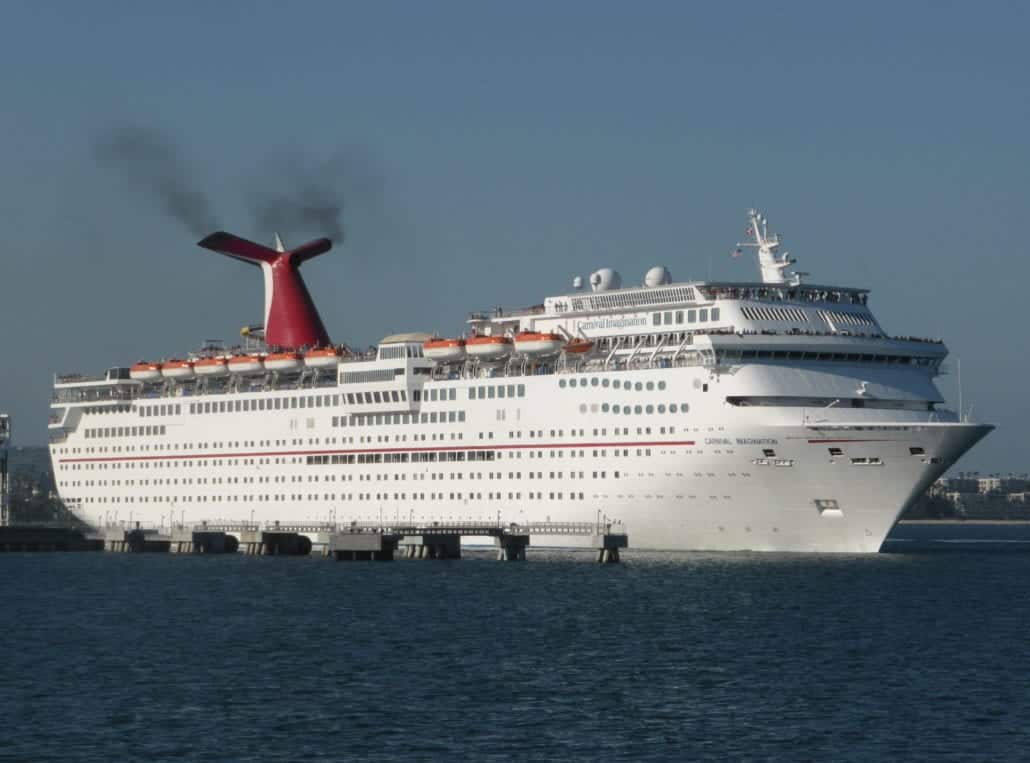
467,304,546,322
55,373,108,384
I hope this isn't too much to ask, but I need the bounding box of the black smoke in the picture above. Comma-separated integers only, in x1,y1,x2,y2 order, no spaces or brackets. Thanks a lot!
93,126,362,245
246,152,351,244
93,127,219,237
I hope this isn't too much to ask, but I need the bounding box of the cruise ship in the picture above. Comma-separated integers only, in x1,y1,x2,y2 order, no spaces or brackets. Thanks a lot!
47,211,992,552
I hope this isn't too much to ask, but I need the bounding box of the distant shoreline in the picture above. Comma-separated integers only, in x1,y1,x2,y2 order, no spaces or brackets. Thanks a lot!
897,519,1030,525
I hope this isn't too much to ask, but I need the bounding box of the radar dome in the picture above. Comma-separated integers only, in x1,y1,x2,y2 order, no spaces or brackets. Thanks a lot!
644,266,672,288
590,268,622,292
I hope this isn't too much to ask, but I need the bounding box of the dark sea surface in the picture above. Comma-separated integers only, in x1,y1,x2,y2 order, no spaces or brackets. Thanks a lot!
2,548,1030,762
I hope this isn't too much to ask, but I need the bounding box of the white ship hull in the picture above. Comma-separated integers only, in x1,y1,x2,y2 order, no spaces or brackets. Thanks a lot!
48,364,990,553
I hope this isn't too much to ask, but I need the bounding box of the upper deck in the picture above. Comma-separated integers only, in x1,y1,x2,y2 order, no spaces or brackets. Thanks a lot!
49,209,944,415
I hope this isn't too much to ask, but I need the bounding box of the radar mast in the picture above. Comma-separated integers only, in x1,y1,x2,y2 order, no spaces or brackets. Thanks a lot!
736,209,800,285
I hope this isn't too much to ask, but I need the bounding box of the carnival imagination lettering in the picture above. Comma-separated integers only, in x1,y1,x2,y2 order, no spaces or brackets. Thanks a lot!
576,317,648,332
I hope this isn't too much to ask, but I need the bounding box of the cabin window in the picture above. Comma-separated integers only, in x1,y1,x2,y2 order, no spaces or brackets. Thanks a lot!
688,310,697,323
828,447,843,456
711,307,720,321
652,313,661,326
699,308,709,322
676,311,684,324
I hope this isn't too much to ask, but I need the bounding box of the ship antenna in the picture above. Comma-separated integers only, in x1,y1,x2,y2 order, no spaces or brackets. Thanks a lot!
735,209,799,285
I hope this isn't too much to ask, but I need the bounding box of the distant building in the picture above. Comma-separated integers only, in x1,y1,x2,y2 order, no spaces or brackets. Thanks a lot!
978,477,1002,494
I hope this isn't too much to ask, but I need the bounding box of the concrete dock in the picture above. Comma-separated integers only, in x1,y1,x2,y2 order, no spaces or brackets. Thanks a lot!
0,518,630,563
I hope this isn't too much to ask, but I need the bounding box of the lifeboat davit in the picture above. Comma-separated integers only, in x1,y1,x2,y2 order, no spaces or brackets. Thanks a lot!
161,359,195,380
514,331,563,357
129,362,162,382
423,338,466,364
227,354,264,375
304,347,341,369
466,335,513,361
193,357,229,377
563,338,595,355
264,351,303,373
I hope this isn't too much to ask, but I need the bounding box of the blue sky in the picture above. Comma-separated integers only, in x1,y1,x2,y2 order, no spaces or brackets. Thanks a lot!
1,1,1026,471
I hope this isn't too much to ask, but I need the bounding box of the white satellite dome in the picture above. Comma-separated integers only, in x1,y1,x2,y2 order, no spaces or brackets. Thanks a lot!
590,268,622,292
644,265,672,288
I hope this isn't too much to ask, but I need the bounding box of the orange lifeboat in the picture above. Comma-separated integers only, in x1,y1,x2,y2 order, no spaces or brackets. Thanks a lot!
193,357,229,377
264,351,303,373
466,334,513,361
129,361,162,382
227,354,264,375
513,331,563,357
563,338,595,355
304,347,341,369
423,337,466,364
161,359,195,380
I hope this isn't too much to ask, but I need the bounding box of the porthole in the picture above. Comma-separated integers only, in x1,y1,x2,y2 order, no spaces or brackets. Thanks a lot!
602,403,610,412
635,382,643,391
634,405,642,414
658,381,666,391
579,403,588,413
569,378,577,388
559,379,566,388
681,404,689,413
602,378,610,388
591,378,599,387
658,404,666,413
624,408,632,416
646,405,654,414
613,380,621,389
646,381,654,391
670,404,678,413
613,404,621,413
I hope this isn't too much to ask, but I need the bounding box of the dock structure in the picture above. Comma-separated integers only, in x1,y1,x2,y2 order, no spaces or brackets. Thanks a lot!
0,525,103,552
329,531,401,561
5,515,629,562
329,520,628,563
0,413,9,528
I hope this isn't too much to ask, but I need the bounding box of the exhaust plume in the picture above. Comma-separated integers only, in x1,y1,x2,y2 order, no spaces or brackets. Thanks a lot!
246,152,364,244
93,127,219,236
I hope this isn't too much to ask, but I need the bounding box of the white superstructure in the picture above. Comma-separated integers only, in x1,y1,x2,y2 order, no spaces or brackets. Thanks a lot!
47,211,992,552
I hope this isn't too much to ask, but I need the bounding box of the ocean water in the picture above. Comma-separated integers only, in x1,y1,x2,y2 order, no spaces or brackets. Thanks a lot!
2,549,1029,762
